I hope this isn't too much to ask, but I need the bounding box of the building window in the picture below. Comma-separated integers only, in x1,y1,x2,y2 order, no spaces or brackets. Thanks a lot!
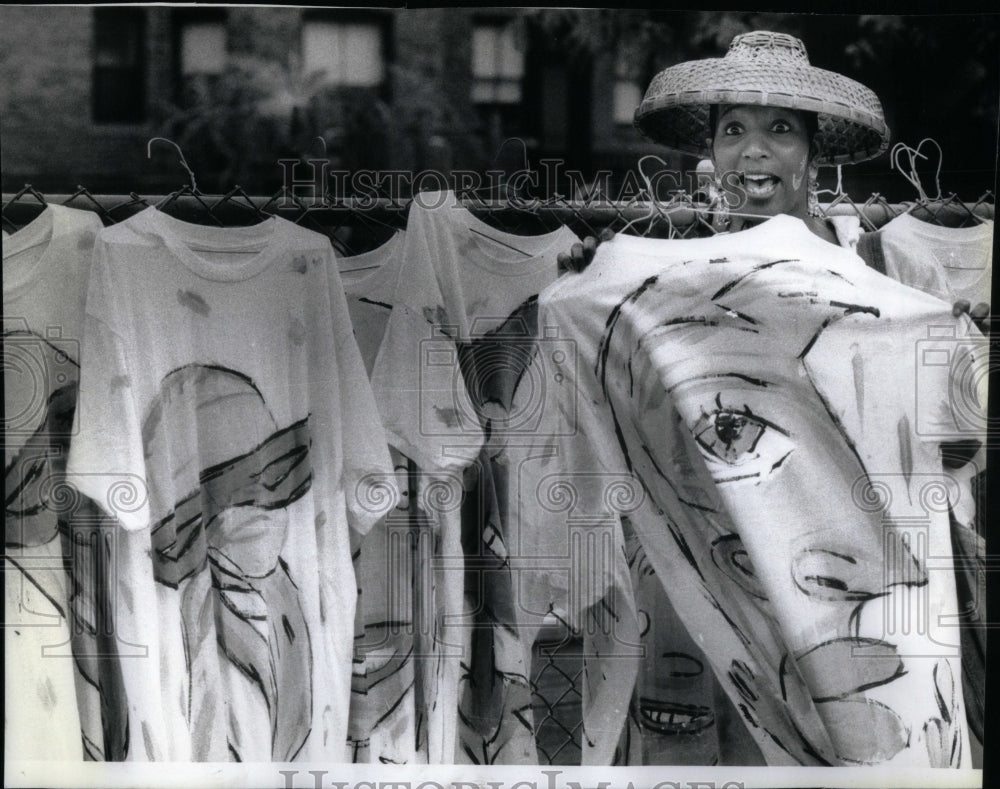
613,47,643,126
92,7,146,124
472,21,524,104
302,20,385,87
180,20,227,76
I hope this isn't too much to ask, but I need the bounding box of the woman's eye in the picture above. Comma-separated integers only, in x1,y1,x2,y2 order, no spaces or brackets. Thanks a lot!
771,120,791,133
723,123,743,136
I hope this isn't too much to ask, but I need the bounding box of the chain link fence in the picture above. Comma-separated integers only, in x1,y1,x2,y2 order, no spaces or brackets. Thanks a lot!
3,184,993,766
5,183,994,248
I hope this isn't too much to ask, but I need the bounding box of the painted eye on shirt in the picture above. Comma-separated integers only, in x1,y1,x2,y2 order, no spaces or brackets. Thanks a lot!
692,394,793,483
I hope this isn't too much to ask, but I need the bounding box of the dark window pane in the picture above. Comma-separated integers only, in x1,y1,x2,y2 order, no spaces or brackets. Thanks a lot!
92,8,146,123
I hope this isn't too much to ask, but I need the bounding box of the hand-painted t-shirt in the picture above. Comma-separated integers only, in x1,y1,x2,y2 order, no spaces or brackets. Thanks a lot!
370,191,582,764
339,230,482,765
65,207,397,761
4,205,103,761
514,214,983,767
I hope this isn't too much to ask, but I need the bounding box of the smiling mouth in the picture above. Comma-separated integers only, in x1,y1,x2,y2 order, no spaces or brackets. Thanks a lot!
742,173,780,199
638,698,715,735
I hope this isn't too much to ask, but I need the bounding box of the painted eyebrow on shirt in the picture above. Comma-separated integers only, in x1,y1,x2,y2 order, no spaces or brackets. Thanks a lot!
666,372,773,394
711,259,801,300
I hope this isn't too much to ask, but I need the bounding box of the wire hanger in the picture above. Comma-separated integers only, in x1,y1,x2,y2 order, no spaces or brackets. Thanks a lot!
618,154,674,237
494,136,533,207
148,137,199,194
459,135,541,257
892,138,981,227
813,165,886,232
815,164,847,205
147,136,221,225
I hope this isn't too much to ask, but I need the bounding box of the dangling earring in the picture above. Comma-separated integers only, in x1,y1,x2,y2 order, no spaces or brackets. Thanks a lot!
807,163,821,217
711,173,731,232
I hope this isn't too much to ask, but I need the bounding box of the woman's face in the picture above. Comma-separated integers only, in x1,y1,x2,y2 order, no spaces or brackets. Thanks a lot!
711,104,814,221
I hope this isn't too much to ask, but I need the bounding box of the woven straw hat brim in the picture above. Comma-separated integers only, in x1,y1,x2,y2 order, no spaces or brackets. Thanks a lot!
635,57,890,165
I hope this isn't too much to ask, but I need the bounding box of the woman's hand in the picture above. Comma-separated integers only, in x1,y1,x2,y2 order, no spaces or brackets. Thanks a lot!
952,299,990,335
557,228,615,274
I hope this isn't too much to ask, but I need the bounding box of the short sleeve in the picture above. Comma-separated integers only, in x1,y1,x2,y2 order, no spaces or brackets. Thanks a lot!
325,247,399,535
367,220,484,475
66,240,150,531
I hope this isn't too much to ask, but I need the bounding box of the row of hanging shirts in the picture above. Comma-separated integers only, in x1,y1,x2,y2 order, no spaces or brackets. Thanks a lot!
3,167,991,767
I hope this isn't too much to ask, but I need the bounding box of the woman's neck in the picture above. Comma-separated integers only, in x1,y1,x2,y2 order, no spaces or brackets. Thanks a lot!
729,213,839,245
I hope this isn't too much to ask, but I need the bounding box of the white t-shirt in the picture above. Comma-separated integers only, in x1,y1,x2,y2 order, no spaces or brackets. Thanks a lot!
340,230,481,764
368,191,580,764
65,207,397,761
879,212,993,306
4,205,102,761
877,212,993,532
369,191,580,464
514,214,983,767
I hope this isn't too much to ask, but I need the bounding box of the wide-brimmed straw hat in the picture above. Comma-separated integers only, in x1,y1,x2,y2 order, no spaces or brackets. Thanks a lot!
634,31,889,165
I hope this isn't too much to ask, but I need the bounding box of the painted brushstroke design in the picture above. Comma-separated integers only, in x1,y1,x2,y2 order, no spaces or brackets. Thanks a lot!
4,329,131,759
142,364,314,761
452,298,541,764
587,255,957,766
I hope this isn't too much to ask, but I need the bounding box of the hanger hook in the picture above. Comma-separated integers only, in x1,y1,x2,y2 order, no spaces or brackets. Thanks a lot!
493,136,530,173
636,154,669,199
313,136,328,159
913,137,944,201
890,141,928,203
147,136,198,193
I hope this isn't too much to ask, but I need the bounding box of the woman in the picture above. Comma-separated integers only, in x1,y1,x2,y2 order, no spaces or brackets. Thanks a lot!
546,30,986,766
563,29,990,334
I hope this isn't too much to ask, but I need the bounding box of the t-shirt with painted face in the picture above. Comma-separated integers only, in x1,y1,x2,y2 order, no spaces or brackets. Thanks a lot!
339,230,483,765
64,207,397,761
511,214,984,767
4,205,103,761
